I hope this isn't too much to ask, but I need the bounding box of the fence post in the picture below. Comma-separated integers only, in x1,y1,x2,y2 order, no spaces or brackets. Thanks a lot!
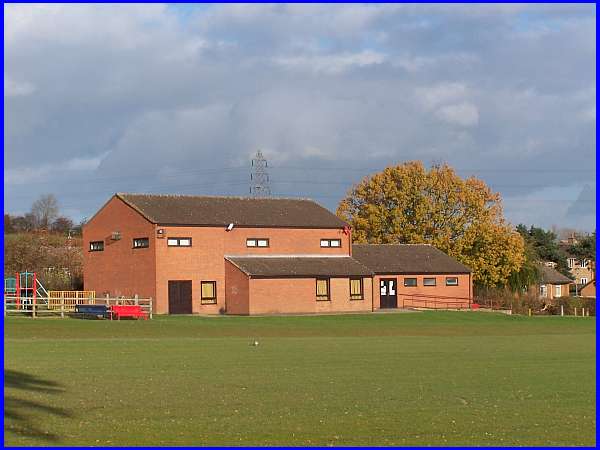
574,307,577,316
528,308,531,317
3,296,6,317
32,299,36,319
61,296,65,319
134,294,139,306
149,298,153,320
561,305,564,317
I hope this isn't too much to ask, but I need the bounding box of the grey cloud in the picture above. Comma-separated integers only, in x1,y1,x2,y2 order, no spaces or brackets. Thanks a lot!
4,3,596,230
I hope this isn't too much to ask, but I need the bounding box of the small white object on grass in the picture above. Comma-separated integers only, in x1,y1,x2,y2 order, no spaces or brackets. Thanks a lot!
251,340,259,346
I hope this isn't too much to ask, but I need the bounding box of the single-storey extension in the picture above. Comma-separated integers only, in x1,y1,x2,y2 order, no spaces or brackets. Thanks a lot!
352,244,473,310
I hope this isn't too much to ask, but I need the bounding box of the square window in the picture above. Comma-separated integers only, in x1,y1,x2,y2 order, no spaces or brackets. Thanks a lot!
246,239,257,247
330,239,341,247
423,277,437,286
446,277,459,286
179,238,191,247
320,239,330,247
167,238,179,246
257,239,269,247
201,281,217,304
316,278,330,301
404,278,417,287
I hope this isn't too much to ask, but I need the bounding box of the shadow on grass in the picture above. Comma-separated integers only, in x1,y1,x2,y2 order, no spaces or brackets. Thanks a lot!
4,369,73,443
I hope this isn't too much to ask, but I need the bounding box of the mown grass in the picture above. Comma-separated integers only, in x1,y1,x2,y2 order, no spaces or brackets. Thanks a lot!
4,312,596,446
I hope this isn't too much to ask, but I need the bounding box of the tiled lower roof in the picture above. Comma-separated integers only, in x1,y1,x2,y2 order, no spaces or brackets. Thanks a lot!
226,256,373,277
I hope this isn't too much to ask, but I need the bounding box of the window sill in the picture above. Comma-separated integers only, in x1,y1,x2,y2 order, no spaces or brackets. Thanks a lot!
316,298,331,302
201,300,217,305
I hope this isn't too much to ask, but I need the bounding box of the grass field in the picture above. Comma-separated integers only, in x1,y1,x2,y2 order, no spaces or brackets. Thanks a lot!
4,312,596,446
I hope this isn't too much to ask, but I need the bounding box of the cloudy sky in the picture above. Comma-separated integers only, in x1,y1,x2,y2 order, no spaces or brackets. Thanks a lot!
4,3,596,230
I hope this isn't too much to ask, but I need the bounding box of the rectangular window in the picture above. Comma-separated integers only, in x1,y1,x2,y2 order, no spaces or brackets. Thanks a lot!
554,285,562,297
350,278,364,300
89,241,104,252
446,277,459,286
423,277,437,286
201,281,217,304
167,237,192,247
540,285,547,298
404,278,417,287
581,259,588,268
316,278,330,301
247,238,269,248
320,239,341,248
568,258,576,268
581,277,588,285
133,238,149,249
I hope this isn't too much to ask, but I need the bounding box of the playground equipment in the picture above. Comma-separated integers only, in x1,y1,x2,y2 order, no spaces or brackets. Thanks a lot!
4,271,49,310
4,272,152,319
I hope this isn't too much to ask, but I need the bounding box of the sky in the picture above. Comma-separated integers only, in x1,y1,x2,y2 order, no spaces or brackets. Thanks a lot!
4,3,597,231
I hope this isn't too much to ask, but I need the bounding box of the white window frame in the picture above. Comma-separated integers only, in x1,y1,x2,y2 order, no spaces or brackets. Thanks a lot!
568,258,577,269
445,277,459,286
320,239,341,248
167,237,192,247
247,238,269,248
554,285,562,297
540,285,548,298
580,277,588,286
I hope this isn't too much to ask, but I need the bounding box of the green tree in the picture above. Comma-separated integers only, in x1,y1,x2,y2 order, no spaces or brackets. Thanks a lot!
569,231,596,261
516,225,572,278
337,161,525,287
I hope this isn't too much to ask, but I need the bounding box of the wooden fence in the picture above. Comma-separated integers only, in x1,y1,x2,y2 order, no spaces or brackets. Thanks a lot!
4,295,153,319
47,290,96,310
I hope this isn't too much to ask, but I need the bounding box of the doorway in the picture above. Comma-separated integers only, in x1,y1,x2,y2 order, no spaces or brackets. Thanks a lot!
379,278,397,309
168,280,193,314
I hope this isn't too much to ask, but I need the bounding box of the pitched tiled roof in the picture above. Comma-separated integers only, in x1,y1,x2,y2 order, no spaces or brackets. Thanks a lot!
116,193,347,228
540,266,572,285
352,244,471,274
226,256,373,277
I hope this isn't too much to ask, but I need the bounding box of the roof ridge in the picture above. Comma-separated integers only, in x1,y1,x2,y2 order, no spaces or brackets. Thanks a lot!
353,243,432,246
117,192,318,202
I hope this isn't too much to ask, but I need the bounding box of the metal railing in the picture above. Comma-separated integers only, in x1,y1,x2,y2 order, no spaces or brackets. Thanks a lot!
401,294,471,310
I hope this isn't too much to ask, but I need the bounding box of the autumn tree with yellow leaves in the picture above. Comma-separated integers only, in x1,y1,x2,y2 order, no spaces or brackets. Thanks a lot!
337,161,525,287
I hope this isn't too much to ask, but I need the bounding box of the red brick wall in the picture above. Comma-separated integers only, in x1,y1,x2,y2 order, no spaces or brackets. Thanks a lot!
224,260,250,315
224,227,351,255
153,225,350,314
247,276,373,315
83,196,156,301
373,274,472,309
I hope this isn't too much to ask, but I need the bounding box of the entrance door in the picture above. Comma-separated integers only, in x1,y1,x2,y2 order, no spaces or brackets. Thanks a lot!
379,278,397,309
168,280,193,314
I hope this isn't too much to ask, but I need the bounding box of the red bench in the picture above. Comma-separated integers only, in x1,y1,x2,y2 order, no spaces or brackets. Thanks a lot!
110,305,148,320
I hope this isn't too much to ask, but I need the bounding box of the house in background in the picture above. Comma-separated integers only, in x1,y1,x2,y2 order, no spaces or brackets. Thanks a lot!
558,235,595,289
538,266,571,300
579,279,596,298
352,244,472,309
83,193,472,315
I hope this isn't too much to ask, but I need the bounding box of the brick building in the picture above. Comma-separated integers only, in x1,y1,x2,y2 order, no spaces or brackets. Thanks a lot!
83,193,472,315
538,266,571,299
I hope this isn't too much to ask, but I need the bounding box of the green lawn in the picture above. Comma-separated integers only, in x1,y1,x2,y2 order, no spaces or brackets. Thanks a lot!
4,312,596,446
